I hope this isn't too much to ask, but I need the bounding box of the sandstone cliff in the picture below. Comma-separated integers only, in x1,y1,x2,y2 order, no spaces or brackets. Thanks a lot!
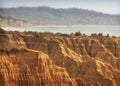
0,28,120,86
0,16,32,27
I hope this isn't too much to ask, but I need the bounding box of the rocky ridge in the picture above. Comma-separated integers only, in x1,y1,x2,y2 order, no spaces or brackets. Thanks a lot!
0,28,120,86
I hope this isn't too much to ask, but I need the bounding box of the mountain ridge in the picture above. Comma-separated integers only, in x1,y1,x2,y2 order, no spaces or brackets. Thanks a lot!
0,6,120,25
1,6,120,15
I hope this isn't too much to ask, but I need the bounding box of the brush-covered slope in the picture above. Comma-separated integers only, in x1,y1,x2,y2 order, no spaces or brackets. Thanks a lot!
0,27,120,86
0,7,120,25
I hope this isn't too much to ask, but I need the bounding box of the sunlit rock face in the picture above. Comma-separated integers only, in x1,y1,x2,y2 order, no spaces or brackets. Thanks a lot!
0,49,75,86
0,28,120,86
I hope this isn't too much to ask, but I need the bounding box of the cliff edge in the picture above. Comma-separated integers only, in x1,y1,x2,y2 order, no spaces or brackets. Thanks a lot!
0,28,120,86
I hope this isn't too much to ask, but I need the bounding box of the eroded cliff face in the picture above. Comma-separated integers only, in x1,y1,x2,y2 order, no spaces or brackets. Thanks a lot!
0,29,120,86
0,49,75,86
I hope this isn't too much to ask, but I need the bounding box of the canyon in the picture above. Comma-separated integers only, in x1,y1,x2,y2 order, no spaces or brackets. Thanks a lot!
0,28,120,86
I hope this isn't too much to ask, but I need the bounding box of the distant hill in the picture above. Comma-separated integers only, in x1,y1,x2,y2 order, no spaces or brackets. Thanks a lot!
0,16,32,27
0,6,120,25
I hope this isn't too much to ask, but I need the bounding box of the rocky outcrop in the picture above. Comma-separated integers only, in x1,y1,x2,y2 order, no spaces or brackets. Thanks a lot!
0,49,75,86
0,28,120,86
22,32,120,86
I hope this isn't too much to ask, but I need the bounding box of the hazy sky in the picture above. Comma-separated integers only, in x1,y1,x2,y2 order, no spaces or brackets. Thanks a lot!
0,0,120,14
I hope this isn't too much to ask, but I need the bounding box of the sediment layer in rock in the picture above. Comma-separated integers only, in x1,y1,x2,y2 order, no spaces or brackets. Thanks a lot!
0,28,120,86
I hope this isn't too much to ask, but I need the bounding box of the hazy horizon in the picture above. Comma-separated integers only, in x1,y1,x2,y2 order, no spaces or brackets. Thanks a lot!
0,0,120,15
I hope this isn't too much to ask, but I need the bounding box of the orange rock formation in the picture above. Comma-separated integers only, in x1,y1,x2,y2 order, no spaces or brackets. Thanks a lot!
0,28,120,86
